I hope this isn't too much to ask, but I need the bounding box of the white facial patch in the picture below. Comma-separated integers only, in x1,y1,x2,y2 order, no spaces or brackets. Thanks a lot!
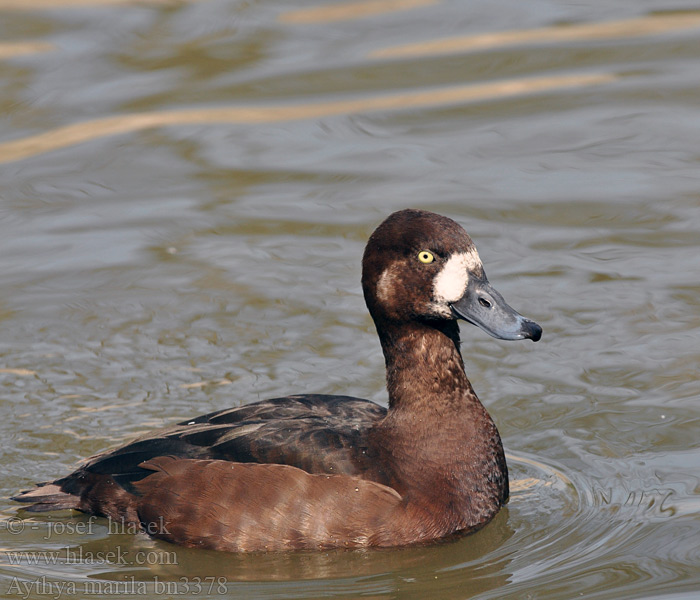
433,249,482,304
376,266,397,304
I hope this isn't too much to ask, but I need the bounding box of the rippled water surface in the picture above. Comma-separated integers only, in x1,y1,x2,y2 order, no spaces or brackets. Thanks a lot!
2,1,700,599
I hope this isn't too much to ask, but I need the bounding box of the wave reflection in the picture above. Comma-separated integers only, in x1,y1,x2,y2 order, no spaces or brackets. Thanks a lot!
0,73,615,164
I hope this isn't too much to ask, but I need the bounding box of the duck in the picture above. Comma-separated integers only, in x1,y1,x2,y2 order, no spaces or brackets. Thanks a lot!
13,209,542,552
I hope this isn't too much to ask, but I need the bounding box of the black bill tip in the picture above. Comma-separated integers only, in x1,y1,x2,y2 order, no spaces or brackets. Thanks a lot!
522,319,542,342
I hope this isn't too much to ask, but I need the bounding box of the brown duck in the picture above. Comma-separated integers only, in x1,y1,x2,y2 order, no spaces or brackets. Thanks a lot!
13,209,542,551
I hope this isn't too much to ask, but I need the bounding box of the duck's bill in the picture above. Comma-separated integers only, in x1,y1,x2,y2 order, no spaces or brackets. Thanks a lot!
450,275,542,342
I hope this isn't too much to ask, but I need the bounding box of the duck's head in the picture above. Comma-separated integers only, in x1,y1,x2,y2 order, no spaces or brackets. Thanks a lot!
362,209,542,342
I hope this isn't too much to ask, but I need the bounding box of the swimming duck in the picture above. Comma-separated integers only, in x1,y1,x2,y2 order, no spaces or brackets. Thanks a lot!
13,209,542,551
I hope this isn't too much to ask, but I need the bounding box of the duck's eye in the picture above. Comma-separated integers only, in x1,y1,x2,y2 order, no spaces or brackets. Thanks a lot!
417,250,435,264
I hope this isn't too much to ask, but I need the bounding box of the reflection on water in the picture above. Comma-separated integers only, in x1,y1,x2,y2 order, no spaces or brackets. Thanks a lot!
1,0,700,598
371,12,700,58
0,0,206,9
0,41,53,58
279,0,439,24
0,73,615,164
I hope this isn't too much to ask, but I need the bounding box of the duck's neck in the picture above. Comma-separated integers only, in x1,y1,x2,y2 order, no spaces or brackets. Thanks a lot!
373,319,508,530
379,319,471,409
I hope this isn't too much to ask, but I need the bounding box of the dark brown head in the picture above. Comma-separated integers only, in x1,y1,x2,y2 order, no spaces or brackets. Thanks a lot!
361,209,542,341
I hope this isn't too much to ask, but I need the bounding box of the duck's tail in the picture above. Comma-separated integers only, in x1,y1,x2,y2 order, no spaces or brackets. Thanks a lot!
11,482,80,512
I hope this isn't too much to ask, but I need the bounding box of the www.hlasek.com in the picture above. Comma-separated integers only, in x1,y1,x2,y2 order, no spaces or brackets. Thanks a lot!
5,545,176,566
7,576,229,598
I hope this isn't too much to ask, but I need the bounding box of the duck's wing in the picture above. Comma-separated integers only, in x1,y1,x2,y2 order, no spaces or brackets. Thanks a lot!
91,394,385,478
12,394,387,518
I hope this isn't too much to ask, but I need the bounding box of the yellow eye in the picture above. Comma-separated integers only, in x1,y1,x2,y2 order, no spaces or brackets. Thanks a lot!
417,250,434,264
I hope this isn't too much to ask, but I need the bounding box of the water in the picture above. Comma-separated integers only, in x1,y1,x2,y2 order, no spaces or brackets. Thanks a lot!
1,0,700,598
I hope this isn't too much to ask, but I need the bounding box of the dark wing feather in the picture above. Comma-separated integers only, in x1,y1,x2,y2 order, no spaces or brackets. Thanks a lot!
14,394,387,516
87,394,385,476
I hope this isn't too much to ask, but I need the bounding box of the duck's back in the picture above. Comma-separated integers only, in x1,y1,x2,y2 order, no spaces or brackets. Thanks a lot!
14,394,387,520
